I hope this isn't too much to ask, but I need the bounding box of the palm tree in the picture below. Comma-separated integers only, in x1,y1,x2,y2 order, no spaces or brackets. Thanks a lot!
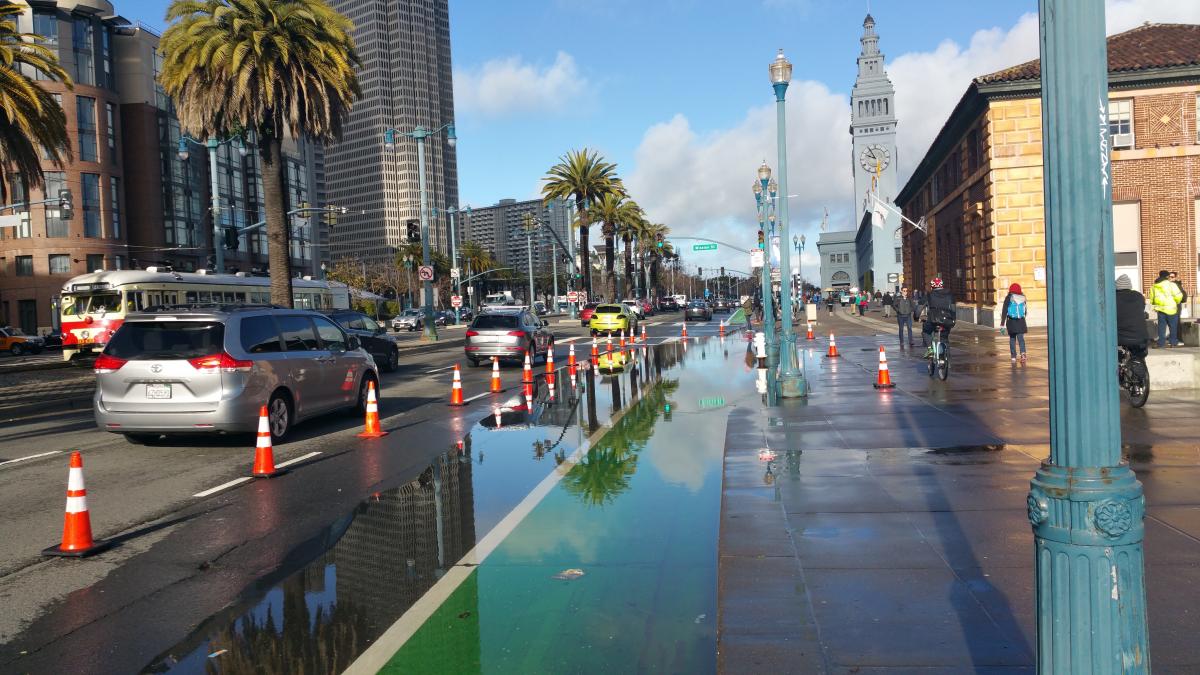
159,0,361,307
619,207,650,297
0,4,71,201
642,223,671,296
589,192,639,299
542,149,622,301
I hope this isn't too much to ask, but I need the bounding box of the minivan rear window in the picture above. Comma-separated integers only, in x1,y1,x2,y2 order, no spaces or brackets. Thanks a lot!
105,322,225,360
471,314,519,330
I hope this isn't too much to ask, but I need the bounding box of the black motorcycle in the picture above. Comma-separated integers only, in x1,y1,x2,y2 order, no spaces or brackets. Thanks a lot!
1117,345,1150,408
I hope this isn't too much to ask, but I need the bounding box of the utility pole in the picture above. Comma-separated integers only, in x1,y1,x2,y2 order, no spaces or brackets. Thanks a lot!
1028,1,1149,671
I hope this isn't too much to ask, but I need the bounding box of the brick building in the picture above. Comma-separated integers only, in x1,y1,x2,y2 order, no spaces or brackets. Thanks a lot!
0,0,129,334
896,23,1200,327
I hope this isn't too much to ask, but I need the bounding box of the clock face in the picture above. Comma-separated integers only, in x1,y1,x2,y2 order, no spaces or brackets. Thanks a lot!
859,144,891,172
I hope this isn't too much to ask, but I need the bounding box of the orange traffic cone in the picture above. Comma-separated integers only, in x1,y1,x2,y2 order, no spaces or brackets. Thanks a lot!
719,322,726,337
253,405,289,476
591,337,599,360
682,323,688,338
568,344,577,370
607,336,614,355
825,333,840,358
522,351,533,385
641,325,647,343
873,345,895,389
357,381,389,438
620,330,626,349
449,364,465,406
806,321,815,341
490,357,503,393
545,348,556,386
43,451,111,557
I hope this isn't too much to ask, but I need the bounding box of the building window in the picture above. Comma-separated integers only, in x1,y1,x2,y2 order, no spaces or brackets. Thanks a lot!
105,102,116,158
966,127,982,174
101,28,114,89
1109,99,1133,149
895,247,903,264
30,12,58,80
16,256,33,277
7,175,30,239
81,173,101,237
114,255,125,270
77,96,97,162
49,254,71,274
72,17,95,86
1196,94,1200,143
44,172,67,237
109,177,121,239
86,254,105,272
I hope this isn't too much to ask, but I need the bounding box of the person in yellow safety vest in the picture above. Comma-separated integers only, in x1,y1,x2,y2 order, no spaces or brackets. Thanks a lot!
1149,269,1184,348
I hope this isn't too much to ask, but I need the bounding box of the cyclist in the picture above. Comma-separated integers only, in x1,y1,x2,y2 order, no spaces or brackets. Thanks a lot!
1115,274,1148,361
922,276,957,358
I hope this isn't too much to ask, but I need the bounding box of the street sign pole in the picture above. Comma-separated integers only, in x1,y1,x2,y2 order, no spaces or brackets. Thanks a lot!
1029,1,1149,670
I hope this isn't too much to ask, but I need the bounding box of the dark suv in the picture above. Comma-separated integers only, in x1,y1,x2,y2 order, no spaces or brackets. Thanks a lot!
327,310,400,372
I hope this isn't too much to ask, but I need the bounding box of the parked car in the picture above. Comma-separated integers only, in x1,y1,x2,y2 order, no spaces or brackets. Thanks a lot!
327,310,399,372
685,300,713,321
590,303,639,336
657,297,679,312
713,298,731,313
40,330,64,349
391,308,447,332
621,299,645,319
94,306,379,444
534,301,549,316
0,326,45,355
579,303,599,326
464,308,554,366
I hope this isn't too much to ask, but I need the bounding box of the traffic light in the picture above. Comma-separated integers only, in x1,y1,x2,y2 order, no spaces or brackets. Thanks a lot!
224,226,239,250
406,220,420,241
698,266,703,277
757,230,765,249
58,189,73,220
720,266,725,277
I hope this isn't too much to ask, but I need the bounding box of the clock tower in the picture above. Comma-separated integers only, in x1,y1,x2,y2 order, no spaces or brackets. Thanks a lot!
849,13,902,291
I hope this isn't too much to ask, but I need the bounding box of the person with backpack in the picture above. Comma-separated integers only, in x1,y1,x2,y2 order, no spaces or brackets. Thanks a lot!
894,286,915,347
857,291,869,316
922,277,957,356
999,282,1028,363
882,291,894,319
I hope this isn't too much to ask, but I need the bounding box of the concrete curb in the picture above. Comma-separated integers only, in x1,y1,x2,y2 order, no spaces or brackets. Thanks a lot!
0,392,94,421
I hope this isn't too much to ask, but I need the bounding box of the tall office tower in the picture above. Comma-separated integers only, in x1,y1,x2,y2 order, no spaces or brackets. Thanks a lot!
325,0,459,264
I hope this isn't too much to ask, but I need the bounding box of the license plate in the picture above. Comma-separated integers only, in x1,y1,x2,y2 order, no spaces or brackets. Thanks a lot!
145,383,172,399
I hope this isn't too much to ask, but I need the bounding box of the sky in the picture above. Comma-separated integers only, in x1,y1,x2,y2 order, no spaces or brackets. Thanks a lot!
124,0,1200,276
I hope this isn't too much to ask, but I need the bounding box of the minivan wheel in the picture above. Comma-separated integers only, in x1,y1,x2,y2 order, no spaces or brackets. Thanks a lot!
353,374,377,415
384,348,399,372
268,392,292,441
10,343,23,356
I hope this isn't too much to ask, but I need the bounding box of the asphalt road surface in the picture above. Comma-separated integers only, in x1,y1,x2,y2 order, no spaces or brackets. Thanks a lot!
0,310,732,674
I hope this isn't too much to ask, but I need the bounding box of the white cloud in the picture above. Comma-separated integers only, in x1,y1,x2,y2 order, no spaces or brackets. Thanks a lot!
454,52,590,118
625,0,1200,276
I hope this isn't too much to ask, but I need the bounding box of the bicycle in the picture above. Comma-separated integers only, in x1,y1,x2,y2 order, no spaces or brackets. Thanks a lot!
1117,345,1150,408
927,324,949,381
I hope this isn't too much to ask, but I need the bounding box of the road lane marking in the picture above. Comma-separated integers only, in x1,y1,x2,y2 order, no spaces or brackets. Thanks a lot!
462,391,491,404
424,365,456,374
0,450,62,467
193,476,251,498
556,336,586,344
275,451,322,468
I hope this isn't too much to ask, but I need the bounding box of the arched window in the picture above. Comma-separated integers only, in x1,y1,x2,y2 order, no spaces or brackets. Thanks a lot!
883,99,888,115
832,271,851,282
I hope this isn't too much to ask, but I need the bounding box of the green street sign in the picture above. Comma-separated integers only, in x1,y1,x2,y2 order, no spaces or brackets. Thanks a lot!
692,243,718,251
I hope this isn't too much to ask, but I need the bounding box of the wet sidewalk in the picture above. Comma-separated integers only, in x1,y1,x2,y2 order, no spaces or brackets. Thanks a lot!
718,314,1200,673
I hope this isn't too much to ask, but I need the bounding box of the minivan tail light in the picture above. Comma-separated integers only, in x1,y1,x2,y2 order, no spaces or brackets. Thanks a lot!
189,352,253,373
465,330,479,337
93,354,127,374
507,331,526,337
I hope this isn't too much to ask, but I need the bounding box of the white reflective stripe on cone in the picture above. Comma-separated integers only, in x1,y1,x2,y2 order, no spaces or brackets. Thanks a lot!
67,467,85,491
258,415,270,433
65,495,88,513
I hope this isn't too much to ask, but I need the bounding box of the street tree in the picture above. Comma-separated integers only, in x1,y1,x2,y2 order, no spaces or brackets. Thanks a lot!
0,3,72,201
589,192,638,299
542,149,622,301
159,0,361,307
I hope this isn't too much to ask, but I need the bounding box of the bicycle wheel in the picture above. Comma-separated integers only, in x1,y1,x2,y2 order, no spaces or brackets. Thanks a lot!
937,358,949,381
927,356,936,378
1127,361,1150,408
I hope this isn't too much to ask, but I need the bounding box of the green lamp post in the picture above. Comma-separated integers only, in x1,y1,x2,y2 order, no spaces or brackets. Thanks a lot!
769,49,807,398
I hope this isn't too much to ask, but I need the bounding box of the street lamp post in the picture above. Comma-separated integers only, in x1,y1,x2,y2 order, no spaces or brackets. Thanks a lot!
793,233,805,298
177,134,248,274
753,168,778,369
383,123,457,341
434,204,463,324
1028,1,1149,670
770,49,806,398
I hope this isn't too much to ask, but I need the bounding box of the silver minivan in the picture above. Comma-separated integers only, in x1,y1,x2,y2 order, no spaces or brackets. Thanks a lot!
94,306,379,444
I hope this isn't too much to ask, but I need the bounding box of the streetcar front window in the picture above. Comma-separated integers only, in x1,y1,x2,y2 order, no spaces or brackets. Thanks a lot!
62,292,122,316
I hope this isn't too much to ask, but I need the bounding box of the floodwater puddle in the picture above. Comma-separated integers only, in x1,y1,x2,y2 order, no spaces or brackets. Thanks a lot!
144,339,749,674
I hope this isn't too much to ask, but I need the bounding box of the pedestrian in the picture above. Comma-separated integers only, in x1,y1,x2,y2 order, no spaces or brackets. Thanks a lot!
827,292,835,314
1169,271,1189,311
999,282,1028,363
857,291,868,316
894,286,915,347
1116,274,1149,362
1150,269,1184,347
882,291,894,319
914,290,929,346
